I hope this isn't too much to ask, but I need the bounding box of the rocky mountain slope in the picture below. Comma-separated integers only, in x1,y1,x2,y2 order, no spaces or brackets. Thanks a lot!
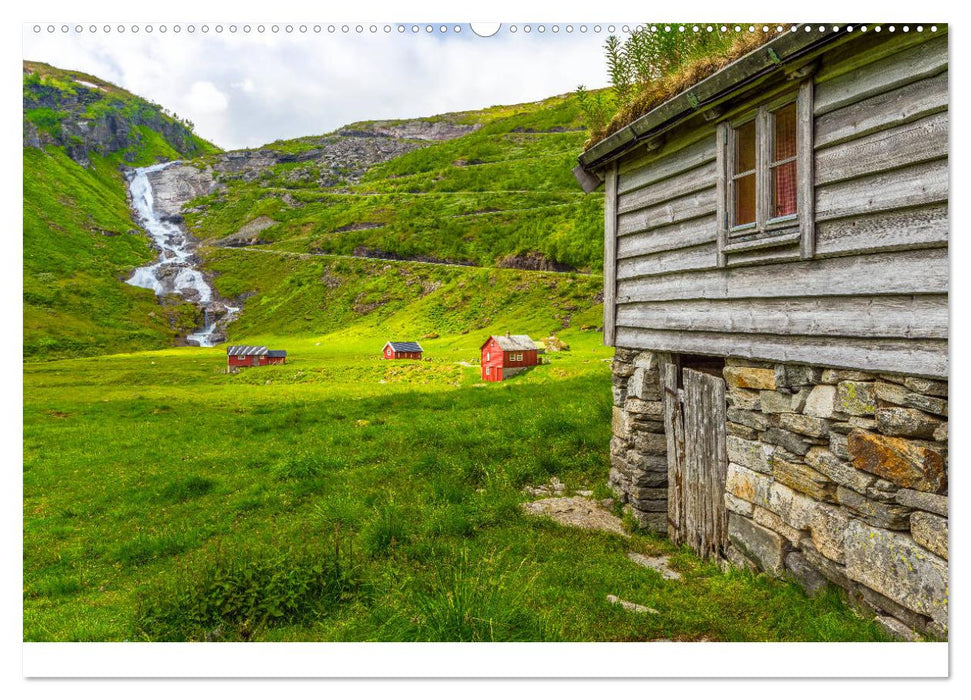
23,62,219,359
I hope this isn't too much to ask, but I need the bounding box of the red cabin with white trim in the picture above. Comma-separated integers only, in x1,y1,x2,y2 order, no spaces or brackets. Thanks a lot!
480,334,539,382
227,345,287,370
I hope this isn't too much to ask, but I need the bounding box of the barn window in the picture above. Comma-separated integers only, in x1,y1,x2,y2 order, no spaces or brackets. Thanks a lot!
486,352,490,361
717,80,814,262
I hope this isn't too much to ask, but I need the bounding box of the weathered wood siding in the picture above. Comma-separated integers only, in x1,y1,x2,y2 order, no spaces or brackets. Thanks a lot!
608,30,948,378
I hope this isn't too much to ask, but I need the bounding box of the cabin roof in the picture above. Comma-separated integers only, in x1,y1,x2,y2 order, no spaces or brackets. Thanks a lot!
266,350,287,358
227,345,268,356
484,334,537,352
386,341,423,353
576,23,850,174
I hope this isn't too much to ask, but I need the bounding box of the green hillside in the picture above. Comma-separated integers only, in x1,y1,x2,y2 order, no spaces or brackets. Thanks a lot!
184,94,605,274
23,62,219,359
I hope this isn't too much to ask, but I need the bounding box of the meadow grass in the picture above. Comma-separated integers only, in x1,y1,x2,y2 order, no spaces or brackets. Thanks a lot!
23,324,888,642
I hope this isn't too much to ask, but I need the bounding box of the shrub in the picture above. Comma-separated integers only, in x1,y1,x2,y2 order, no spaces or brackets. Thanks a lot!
134,536,357,641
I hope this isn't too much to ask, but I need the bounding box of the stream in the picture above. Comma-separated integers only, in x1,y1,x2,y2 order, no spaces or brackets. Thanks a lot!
125,161,237,347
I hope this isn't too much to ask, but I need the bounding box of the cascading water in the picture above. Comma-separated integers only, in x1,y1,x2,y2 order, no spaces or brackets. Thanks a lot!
126,162,238,346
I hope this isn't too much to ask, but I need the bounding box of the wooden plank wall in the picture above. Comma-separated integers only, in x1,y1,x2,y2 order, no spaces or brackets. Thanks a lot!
609,31,948,378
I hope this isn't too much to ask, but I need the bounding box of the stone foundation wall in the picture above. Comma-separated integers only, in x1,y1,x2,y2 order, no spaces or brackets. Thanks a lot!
609,349,949,640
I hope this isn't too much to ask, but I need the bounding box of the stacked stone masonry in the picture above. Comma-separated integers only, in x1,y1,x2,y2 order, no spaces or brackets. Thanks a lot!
610,349,948,640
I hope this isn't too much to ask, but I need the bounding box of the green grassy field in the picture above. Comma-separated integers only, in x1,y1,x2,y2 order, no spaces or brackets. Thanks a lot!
24,319,887,642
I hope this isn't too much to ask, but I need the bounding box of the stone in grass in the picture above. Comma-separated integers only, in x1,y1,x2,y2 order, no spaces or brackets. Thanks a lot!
606,594,658,614
847,430,946,493
521,496,627,537
627,552,683,581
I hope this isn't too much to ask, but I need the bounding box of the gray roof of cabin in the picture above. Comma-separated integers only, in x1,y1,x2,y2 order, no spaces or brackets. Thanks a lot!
577,24,849,171
490,335,537,352
387,341,423,353
227,345,268,355
266,350,287,358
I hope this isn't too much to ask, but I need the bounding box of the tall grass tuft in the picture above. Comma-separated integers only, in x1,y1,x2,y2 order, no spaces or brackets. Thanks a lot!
408,549,559,642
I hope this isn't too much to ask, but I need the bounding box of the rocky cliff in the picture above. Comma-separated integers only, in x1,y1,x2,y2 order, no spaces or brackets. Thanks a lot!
23,61,216,167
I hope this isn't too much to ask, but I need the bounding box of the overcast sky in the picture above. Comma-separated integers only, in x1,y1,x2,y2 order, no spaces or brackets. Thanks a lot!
23,24,614,150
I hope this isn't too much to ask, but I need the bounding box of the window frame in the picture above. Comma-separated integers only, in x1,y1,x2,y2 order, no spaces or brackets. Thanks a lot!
716,79,814,264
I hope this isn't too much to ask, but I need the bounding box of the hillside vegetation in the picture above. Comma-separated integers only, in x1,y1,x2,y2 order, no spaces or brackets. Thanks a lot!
183,94,604,274
23,62,219,359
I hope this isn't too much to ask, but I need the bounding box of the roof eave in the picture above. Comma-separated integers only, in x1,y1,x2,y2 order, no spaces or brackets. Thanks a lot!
576,24,851,175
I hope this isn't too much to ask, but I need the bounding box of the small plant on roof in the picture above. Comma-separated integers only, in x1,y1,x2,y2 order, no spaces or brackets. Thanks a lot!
581,24,788,147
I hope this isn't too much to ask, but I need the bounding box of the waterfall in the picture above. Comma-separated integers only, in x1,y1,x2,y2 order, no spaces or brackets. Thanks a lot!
125,162,238,347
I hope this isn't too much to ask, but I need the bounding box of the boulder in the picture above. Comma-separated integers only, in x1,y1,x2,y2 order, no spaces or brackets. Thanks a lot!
836,486,912,530
727,435,772,474
611,406,631,439
902,377,947,397
804,385,838,418
847,430,946,492
728,387,761,410
627,366,661,401
759,390,793,414
785,551,830,595
761,427,811,456
910,511,947,559
895,489,947,517
728,513,788,575
903,393,947,417
772,457,836,502
779,413,831,439
808,502,849,563
805,446,876,494
876,407,941,439
836,381,876,416
724,366,776,390
844,521,948,625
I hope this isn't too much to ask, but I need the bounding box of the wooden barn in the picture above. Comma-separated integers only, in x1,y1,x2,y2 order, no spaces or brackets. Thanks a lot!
480,334,539,382
575,25,948,639
383,341,423,360
226,345,287,370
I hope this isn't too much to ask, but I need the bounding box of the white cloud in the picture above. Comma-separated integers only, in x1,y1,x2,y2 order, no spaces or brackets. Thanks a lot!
22,26,611,149
185,81,229,114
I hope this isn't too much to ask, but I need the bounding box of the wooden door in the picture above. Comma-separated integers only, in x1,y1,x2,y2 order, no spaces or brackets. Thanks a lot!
662,363,729,559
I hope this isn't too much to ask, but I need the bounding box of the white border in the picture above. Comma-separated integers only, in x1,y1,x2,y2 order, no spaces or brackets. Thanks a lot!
8,0,963,688
22,642,949,678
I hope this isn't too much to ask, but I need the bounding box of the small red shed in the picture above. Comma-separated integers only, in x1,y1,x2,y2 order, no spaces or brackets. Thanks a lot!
480,334,539,382
227,345,287,370
383,341,423,360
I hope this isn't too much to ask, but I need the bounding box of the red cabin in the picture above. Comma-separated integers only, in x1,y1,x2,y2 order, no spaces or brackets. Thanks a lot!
226,345,287,371
383,341,423,360
480,334,539,382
